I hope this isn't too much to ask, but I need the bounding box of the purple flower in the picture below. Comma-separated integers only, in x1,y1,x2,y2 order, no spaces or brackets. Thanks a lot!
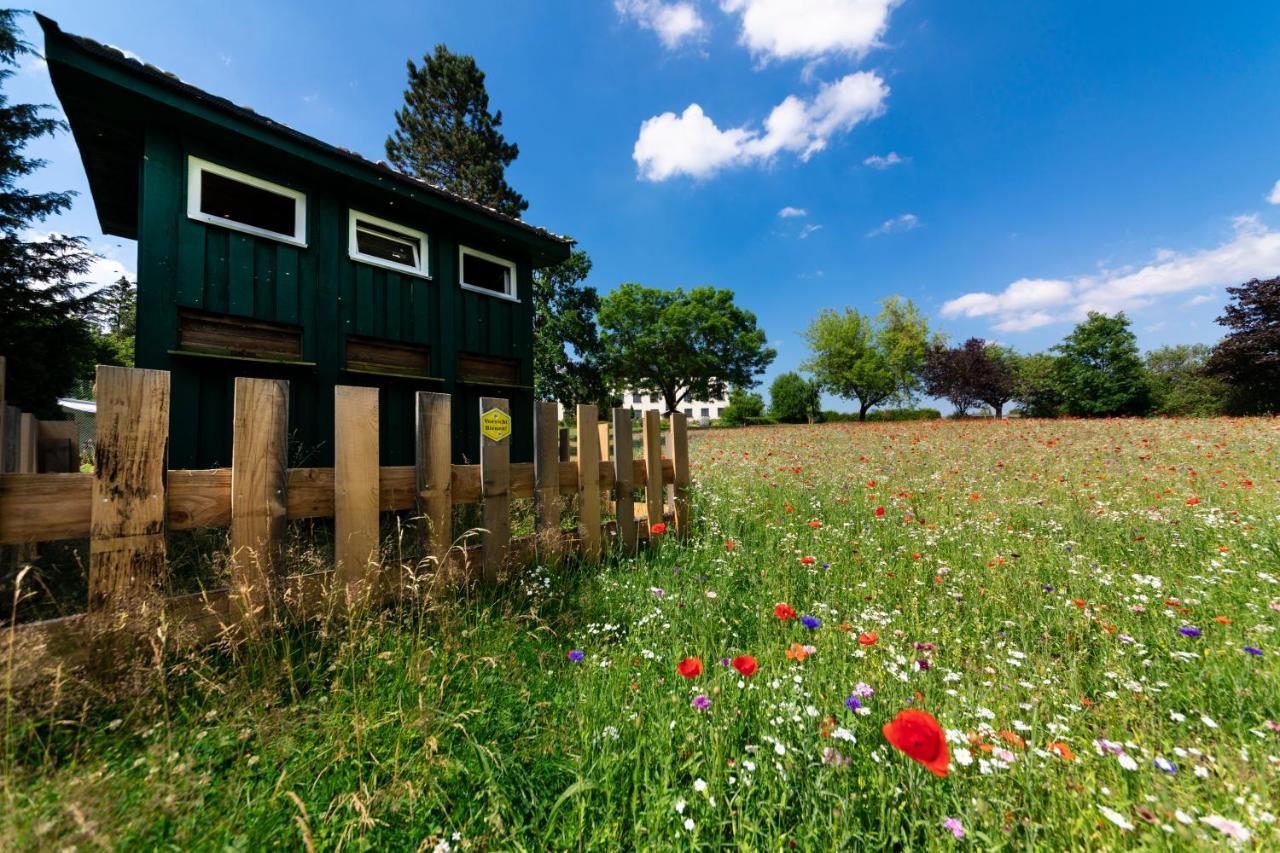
1042,584,1054,592
567,649,584,662
943,817,965,839
1244,646,1263,656
1154,757,1177,773
845,696,862,712
802,615,821,629
917,659,931,670
852,682,874,698
1179,626,1202,638
720,657,732,667
691,695,711,711
651,587,665,598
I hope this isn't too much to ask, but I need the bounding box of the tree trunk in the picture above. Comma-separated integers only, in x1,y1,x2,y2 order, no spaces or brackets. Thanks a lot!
858,401,870,421
993,401,1003,418
663,388,680,417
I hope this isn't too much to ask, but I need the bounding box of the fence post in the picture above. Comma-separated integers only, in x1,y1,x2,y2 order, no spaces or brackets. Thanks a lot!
533,401,561,553
576,404,601,561
665,412,690,539
641,410,663,533
0,355,6,472
334,385,380,602
88,366,170,615
479,396,511,583
415,391,452,569
18,413,35,475
612,407,636,553
229,378,288,629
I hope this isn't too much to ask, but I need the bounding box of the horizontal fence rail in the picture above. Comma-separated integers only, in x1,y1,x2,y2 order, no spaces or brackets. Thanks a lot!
1,364,692,689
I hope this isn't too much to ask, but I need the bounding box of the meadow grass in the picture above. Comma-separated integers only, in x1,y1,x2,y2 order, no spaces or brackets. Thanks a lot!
2,417,1278,850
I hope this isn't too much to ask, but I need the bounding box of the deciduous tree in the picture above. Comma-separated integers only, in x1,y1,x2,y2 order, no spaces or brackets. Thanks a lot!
1053,312,1150,417
1203,277,1280,415
598,283,775,415
922,338,1015,417
801,298,930,421
769,372,821,423
532,250,611,408
1146,344,1226,416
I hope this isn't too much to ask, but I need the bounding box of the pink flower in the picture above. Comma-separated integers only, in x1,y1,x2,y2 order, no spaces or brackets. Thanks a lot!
943,818,965,839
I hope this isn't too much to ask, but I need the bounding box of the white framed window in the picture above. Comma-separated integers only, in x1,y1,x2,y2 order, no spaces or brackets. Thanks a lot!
459,245,517,301
187,156,306,246
348,210,429,277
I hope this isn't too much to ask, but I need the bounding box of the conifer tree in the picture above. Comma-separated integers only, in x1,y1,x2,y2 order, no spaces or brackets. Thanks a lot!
385,45,528,217
0,11,97,416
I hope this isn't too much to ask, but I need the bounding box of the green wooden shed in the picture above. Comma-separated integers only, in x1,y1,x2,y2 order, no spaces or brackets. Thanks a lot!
39,15,571,468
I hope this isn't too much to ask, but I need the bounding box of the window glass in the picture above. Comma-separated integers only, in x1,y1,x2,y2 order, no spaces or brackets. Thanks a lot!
701,408,710,418
462,252,511,294
356,220,419,268
200,170,296,237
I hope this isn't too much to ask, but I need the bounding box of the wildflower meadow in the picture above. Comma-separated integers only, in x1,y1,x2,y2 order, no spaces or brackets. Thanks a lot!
4,417,1279,849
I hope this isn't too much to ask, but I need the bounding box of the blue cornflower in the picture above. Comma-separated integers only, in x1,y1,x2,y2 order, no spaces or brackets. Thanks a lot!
802,615,821,629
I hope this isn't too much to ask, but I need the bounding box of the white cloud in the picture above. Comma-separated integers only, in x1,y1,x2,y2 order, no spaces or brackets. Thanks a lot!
942,214,1280,332
634,71,888,180
721,0,902,61
863,151,905,169
867,212,919,236
1184,292,1215,307
616,0,707,49
778,206,808,218
1268,179,1280,205
798,223,823,239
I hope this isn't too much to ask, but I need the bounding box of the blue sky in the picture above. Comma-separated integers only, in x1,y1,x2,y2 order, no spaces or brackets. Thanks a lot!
14,1,1280,407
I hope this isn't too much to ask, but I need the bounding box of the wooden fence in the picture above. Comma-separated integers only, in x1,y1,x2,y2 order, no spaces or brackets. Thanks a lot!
2,365,691,685
0,356,79,477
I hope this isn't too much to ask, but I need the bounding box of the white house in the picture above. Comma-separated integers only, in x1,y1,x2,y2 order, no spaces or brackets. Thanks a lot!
557,387,731,422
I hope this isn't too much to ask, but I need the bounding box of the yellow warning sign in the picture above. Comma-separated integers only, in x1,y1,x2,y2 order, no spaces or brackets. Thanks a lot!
481,408,512,442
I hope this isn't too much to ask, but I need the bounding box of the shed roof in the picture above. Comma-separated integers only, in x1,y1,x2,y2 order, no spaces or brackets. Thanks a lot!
37,15,573,265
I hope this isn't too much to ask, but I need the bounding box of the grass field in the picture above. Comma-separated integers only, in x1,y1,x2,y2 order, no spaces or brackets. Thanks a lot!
3,417,1278,849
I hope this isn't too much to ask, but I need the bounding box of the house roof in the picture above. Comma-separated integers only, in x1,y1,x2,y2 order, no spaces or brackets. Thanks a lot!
36,14,573,265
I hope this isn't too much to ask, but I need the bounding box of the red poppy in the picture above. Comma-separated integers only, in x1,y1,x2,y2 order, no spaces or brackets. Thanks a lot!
808,519,822,528
677,657,703,678
874,506,886,517
858,631,879,646
774,603,798,620
724,539,737,550
732,655,758,677
650,522,668,535
1046,741,1076,762
882,709,950,777
800,555,817,565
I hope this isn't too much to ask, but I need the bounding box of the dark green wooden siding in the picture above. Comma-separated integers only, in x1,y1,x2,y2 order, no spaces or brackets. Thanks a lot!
137,128,536,469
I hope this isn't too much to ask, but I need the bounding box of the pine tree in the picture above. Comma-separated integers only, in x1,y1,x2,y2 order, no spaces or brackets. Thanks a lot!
0,11,98,417
385,45,528,218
